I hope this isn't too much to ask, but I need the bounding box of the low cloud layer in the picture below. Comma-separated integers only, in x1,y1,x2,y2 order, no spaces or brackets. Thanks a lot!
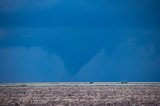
1,0,159,28
0,0,63,13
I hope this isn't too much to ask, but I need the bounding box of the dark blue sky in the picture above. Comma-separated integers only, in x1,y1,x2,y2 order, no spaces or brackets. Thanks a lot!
0,0,160,82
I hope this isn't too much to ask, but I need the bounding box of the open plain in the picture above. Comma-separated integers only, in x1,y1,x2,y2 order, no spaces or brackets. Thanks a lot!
0,82,160,106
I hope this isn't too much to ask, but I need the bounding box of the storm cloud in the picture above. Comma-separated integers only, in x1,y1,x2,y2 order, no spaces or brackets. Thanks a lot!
0,0,160,82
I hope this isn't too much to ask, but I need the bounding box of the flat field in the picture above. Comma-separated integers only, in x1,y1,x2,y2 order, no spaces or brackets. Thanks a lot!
0,82,160,106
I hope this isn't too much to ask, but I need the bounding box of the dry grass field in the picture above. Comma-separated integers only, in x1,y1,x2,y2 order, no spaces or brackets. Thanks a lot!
0,83,160,106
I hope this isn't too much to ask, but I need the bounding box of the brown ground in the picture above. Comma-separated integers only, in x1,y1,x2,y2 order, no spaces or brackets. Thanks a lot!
0,85,160,106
